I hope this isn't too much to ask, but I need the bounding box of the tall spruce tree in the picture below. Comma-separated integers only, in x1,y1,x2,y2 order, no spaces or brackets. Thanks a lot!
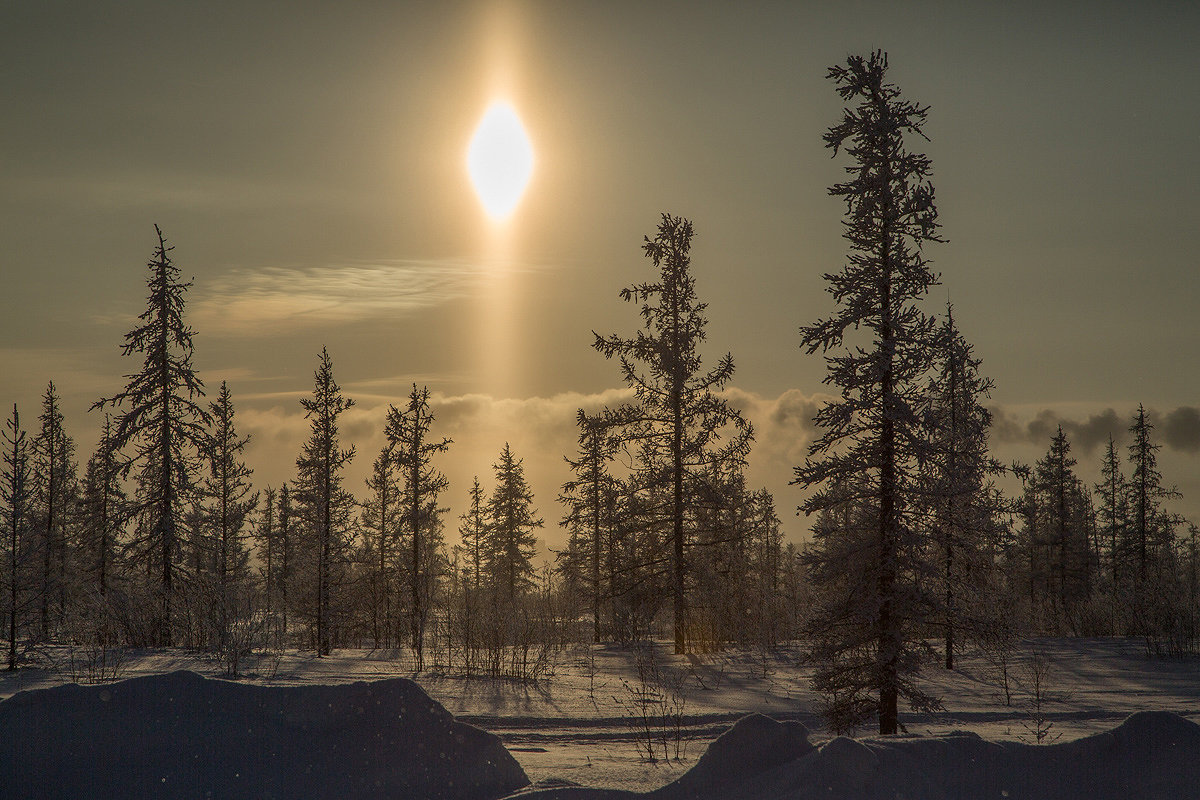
294,348,355,656
4,406,31,669
594,213,752,654
384,384,450,669
93,225,210,646
795,52,943,734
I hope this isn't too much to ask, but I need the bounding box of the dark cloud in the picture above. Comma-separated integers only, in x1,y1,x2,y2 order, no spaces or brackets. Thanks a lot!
989,405,1200,457
1163,407,1200,453
990,406,1123,454
766,388,822,433
1064,409,1126,454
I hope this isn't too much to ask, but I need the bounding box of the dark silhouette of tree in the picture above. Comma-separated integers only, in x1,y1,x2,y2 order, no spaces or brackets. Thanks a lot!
32,381,77,639
558,410,618,643
276,483,294,639
1127,405,1179,584
4,406,31,670
923,307,1001,669
93,225,210,647
1095,435,1128,593
77,414,127,598
795,52,943,735
254,485,280,636
294,348,355,656
458,477,488,591
360,448,399,648
484,443,541,600
594,213,752,655
199,381,258,650
1026,427,1092,605
385,384,450,669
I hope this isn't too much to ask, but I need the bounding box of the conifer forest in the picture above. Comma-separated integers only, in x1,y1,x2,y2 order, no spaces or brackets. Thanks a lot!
4,50,1199,747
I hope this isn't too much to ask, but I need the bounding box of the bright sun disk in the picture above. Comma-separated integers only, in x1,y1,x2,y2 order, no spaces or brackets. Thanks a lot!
467,101,534,221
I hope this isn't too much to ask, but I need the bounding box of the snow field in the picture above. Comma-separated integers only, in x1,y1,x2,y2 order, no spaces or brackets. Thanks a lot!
1,637,1198,797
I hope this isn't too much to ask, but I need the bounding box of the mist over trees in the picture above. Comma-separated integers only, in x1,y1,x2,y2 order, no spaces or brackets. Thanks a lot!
1,51,1197,743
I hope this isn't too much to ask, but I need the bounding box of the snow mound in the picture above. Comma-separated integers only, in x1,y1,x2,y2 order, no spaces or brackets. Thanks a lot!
651,713,815,799
512,711,1200,800
0,670,528,800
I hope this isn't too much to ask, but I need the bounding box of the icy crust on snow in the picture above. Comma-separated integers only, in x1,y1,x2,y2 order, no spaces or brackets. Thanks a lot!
510,710,1200,800
0,670,529,800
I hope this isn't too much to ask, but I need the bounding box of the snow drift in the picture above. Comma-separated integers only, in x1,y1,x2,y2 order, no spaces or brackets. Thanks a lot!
0,670,528,800
511,710,1200,800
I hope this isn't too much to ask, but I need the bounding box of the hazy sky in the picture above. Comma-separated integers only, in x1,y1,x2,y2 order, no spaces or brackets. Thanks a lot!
3,1,1199,547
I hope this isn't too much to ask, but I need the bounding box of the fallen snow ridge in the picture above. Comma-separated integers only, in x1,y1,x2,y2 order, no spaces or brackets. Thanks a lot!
512,711,1200,800
0,671,528,799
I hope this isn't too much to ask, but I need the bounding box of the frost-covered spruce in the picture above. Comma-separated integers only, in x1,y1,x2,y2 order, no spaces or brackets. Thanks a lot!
795,51,943,735
93,226,211,647
197,381,259,661
293,347,356,656
3,405,31,670
593,213,753,655
31,381,77,641
384,383,451,670
558,409,619,644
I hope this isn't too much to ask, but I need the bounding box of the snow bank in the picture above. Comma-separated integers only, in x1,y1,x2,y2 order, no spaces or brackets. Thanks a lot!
0,670,528,800
512,710,1200,800
652,713,815,799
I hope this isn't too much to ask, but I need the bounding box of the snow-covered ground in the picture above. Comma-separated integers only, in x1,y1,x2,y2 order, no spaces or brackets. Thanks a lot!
2,637,1198,797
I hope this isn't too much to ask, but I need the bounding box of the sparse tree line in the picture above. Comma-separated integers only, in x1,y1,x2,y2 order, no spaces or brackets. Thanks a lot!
1,52,1196,740
0,216,804,679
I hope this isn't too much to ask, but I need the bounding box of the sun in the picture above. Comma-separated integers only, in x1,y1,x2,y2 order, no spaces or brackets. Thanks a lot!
467,101,534,221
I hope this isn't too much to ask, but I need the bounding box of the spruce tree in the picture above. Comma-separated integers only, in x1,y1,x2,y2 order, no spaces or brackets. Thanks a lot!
459,477,488,591
276,483,294,639
924,308,1001,669
1127,405,1178,583
93,225,210,646
254,486,279,631
749,488,785,649
32,381,77,639
558,410,618,643
198,381,258,650
795,52,943,734
384,384,450,668
77,415,127,598
3,406,31,669
484,443,542,600
1095,435,1128,593
294,348,355,656
1027,427,1092,606
360,448,399,648
594,213,752,654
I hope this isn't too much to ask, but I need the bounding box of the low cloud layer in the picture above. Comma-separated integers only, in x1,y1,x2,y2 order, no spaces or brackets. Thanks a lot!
989,405,1200,455
236,386,830,548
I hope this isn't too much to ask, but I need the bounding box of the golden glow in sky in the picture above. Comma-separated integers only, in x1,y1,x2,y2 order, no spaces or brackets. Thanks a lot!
467,101,534,221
